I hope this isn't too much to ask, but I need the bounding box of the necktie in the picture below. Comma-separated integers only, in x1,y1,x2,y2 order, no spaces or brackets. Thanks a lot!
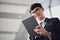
40,22,43,26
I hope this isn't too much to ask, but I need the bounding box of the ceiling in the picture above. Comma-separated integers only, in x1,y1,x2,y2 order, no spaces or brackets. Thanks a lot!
0,0,60,19
0,0,44,5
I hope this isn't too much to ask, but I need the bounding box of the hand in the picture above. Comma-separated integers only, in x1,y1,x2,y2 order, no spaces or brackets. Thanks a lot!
34,26,47,36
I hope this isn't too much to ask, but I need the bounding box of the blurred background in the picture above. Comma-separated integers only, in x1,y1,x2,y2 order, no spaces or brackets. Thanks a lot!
0,0,60,40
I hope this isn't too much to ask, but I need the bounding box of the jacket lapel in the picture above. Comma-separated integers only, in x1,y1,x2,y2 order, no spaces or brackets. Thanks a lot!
44,18,49,28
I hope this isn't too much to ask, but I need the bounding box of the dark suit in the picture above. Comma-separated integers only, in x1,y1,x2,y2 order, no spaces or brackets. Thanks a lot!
30,18,60,40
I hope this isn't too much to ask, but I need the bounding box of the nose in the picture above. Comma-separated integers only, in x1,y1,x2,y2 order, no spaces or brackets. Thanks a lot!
35,11,40,15
36,10,40,13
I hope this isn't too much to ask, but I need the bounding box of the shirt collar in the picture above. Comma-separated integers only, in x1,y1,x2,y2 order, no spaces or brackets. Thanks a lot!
36,18,46,25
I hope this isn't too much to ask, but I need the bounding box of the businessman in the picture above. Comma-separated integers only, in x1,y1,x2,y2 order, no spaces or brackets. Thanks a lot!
29,3,60,40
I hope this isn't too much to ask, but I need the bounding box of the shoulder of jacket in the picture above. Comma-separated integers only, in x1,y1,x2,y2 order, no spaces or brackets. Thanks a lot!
49,17,59,21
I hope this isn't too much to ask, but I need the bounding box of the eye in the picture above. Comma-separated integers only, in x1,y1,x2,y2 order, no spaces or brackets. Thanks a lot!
35,8,40,11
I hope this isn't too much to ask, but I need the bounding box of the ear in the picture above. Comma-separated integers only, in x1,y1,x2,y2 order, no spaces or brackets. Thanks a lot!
42,8,44,11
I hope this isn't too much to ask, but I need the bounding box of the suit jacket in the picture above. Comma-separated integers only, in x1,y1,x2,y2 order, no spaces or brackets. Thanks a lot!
30,18,60,40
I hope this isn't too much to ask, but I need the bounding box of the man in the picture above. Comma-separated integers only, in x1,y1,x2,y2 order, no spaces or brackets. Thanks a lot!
29,3,60,40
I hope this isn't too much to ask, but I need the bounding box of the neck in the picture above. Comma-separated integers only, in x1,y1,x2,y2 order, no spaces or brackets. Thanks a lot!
39,16,45,21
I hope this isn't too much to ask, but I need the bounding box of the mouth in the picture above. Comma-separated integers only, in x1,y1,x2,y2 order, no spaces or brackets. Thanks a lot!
37,13,40,16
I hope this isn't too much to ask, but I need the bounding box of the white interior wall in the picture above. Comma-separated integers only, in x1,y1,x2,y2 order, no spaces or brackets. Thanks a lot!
51,5,60,19
0,4,28,14
0,18,21,32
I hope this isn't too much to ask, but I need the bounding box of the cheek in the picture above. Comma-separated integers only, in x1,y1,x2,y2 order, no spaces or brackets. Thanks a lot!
34,14,38,18
39,9,44,13
40,11,43,13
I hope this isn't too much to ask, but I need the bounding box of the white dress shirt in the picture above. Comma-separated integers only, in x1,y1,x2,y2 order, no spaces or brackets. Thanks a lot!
36,18,46,27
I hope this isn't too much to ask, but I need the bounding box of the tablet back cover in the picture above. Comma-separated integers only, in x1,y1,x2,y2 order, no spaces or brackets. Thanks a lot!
22,16,38,37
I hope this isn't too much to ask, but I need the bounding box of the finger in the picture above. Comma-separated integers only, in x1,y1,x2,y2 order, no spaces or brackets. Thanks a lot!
34,29,38,32
35,26,41,29
37,32,40,34
39,32,42,34
36,31,42,34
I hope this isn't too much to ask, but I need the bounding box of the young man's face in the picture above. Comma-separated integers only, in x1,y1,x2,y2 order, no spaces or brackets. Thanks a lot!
31,7,44,19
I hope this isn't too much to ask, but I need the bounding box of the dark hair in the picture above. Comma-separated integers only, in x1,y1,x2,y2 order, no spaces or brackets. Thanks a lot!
30,3,43,13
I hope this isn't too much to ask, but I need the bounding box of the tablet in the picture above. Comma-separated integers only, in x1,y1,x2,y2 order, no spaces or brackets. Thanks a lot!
22,16,38,37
